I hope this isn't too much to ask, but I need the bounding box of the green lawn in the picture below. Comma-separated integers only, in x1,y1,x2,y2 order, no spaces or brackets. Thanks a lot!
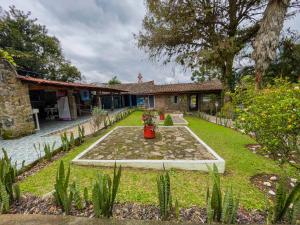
20,111,298,210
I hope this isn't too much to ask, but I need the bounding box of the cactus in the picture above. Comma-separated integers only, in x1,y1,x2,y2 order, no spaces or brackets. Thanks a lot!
92,163,121,218
157,169,173,220
53,161,73,214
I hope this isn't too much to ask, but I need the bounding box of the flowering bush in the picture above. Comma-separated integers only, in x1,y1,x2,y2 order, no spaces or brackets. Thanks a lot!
233,77,300,169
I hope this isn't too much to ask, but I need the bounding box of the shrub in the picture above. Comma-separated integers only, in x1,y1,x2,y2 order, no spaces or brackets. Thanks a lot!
269,178,300,224
157,169,174,220
91,108,107,133
164,115,173,126
233,78,300,169
43,142,56,161
92,163,121,218
206,164,239,224
53,161,73,214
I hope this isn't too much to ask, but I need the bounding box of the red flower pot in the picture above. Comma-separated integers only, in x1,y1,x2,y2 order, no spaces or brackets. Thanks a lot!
159,114,165,120
144,125,155,139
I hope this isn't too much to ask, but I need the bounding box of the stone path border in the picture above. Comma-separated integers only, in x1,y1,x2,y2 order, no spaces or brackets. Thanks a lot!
72,126,225,173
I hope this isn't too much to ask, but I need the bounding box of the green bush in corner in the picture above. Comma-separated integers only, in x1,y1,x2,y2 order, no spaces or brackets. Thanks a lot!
164,115,173,126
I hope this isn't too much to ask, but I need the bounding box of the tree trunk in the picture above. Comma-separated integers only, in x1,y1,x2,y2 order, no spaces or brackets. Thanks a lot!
252,0,290,90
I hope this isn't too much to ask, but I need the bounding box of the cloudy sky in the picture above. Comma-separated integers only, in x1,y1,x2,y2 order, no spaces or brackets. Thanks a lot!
1,1,300,84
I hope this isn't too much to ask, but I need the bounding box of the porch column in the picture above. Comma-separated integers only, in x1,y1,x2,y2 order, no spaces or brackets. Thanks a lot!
67,90,77,120
111,93,114,111
129,95,132,107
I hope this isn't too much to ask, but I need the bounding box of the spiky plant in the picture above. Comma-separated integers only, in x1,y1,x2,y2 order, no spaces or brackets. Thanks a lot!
69,132,75,147
92,163,121,218
60,132,70,151
53,161,73,214
0,181,9,213
0,149,18,201
221,187,239,224
43,142,55,161
270,178,300,224
70,181,83,210
208,164,222,222
83,187,89,204
157,169,173,220
78,125,85,144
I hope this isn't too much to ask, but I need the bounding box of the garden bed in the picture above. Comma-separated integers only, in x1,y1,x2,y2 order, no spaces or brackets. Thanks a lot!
72,126,225,172
9,194,266,224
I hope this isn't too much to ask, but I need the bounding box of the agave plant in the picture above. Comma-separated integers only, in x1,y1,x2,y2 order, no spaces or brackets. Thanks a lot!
92,163,121,218
269,178,300,224
53,161,73,214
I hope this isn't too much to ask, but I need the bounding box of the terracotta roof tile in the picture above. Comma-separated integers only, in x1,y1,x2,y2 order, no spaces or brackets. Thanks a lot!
17,75,125,92
108,79,223,95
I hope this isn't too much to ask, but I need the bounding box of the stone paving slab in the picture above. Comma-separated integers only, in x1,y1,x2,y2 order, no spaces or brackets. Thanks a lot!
0,214,198,225
80,126,215,160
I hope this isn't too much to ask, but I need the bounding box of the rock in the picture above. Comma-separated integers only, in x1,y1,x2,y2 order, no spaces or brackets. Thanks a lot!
268,190,276,196
270,176,277,181
263,182,272,187
291,178,297,183
175,137,185,141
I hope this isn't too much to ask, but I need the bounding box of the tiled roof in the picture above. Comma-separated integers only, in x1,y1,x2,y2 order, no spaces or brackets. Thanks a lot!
108,79,223,95
17,75,125,92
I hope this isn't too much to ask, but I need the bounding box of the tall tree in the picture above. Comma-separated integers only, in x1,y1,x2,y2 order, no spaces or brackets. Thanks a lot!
108,76,121,85
0,6,81,82
137,0,266,90
252,0,293,89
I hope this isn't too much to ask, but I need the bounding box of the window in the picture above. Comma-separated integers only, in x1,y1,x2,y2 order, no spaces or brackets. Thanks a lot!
171,95,179,104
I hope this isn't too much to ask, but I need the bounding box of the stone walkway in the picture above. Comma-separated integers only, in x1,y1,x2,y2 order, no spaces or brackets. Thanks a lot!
0,214,197,225
81,126,215,160
0,108,126,167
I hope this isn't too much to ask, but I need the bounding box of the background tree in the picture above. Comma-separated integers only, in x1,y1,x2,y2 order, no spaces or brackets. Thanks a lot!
137,0,266,91
252,0,299,89
108,76,121,85
0,6,81,82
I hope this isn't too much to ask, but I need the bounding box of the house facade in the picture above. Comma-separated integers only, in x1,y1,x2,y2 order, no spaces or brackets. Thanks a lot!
0,59,124,139
107,77,223,113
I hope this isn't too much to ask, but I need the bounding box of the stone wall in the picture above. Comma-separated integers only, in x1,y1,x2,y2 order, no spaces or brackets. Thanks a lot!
0,59,35,139
155,94,188,113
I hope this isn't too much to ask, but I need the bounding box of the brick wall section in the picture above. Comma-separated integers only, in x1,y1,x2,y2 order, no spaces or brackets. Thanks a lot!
0,59,35,138
155,94,188,113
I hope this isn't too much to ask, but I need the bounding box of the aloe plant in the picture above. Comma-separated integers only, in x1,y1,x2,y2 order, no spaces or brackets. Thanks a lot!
92,163,121,218
53,161,73,214
157,169,173,220
270,178,300,224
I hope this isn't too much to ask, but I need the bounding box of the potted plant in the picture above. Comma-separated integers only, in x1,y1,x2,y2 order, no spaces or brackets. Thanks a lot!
158,108,165,120
142,111,156,139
